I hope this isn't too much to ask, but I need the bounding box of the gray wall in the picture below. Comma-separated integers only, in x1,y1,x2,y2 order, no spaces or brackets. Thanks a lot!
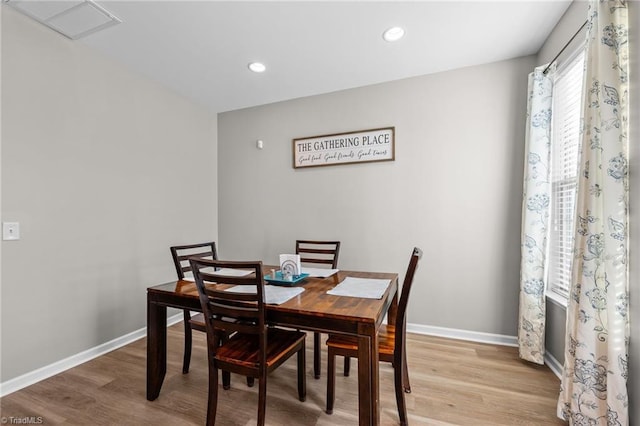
218,55,535,336
0,8,218,382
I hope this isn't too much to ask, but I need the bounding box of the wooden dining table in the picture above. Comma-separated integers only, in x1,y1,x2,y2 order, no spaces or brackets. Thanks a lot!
146,266,398,426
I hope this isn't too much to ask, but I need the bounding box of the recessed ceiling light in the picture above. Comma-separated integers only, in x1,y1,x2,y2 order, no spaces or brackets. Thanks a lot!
248,62,266,73
383,26,405,42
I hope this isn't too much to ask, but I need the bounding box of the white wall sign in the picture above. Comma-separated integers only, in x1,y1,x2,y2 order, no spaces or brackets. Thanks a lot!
293,127,395,169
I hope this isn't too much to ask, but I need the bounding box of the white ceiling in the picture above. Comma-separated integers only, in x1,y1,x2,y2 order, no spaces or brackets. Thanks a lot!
69,0,572,113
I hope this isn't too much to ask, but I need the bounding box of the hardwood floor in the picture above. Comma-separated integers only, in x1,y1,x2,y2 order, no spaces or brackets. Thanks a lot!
0,323,565,425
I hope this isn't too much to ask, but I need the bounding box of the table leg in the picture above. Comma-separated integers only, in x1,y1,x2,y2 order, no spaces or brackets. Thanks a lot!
357,331,380,425
387,290,399,327
147,299,167,400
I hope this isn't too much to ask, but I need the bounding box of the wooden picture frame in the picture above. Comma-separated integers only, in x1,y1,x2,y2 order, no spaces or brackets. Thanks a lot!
292,127,395,169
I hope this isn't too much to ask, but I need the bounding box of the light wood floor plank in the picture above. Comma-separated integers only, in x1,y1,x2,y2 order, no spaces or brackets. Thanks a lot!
0,323,565,425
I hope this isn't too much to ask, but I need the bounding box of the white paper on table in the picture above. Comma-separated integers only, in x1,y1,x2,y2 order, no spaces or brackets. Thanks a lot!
301,267,339,278
225,285,305,305
326,277,391,299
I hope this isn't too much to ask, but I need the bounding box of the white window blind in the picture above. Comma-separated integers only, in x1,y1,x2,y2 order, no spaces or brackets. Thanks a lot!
548,49,585,297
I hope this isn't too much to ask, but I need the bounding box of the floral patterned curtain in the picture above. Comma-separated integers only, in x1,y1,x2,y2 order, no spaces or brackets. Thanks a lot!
557,1,630,424
518,64,554,365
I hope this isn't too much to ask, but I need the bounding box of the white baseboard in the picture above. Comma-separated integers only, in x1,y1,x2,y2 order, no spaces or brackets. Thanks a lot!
544,351,563,379
0,313,183,398
408,323,563,378
407,323,519,347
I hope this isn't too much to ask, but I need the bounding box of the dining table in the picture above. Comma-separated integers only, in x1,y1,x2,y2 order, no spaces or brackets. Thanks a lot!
146,265,399,426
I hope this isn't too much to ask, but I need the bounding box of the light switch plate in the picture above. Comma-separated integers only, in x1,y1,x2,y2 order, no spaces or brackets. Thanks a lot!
3,222,20,240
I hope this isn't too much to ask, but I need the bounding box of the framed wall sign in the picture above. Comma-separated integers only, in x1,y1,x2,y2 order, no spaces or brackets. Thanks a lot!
293,127,395,169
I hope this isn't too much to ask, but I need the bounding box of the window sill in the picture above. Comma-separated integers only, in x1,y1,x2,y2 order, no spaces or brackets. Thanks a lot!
546,291,568,309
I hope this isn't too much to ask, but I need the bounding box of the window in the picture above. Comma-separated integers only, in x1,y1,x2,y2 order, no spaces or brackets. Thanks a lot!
547,49,585,298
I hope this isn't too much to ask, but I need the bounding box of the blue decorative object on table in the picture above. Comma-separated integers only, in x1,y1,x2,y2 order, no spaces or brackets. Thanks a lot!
264,271,309,286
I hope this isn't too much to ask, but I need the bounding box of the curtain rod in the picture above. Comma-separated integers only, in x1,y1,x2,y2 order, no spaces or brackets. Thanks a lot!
543,20,588,75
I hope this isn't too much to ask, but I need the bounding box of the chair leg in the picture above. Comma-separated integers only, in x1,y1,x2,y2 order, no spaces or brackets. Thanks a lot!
343,356,351,377
326,348,336,414
206,364,219,426
222,371,231,390
247,377,255,387
182,310,192,374
257,377,267,426
313,332,321,379
394,363,408,426
297,344,306,402
402,352,411,393
217,333,231,389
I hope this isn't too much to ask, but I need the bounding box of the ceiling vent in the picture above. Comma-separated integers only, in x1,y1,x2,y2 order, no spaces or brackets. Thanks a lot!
4,0,121,40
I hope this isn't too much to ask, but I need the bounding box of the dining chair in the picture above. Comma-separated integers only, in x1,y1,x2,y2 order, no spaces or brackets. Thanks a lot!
190,258,307,426
325,247,422,426
170,241,217,374
295,239,341,379
170,242,254,388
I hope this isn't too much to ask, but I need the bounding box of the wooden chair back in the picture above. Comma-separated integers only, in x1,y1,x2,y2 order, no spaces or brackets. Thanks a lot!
170,242,217,280
393,247,422,363
189,258,267,366
169,242,218,374
295,240,341,268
